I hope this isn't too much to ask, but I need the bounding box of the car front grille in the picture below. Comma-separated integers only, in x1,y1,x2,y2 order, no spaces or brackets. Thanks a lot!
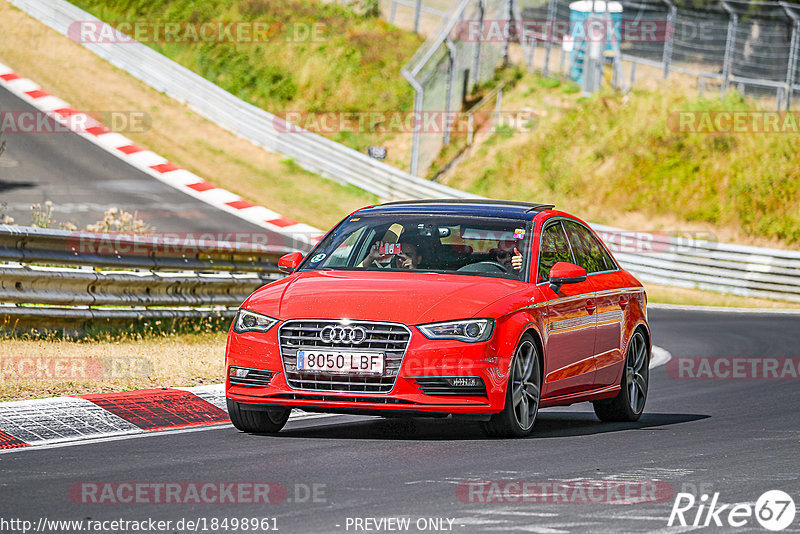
278,320,411,393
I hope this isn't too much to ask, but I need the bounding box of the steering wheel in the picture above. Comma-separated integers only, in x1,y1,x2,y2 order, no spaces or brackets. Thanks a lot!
457,261,509,274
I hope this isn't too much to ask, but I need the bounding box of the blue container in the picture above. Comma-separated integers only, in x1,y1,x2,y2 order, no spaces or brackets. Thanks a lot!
567,1,623,83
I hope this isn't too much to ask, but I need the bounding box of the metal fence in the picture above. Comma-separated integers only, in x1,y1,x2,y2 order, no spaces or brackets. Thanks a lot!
336,0,450,34
519,0,800,108
402,0,518,176
0,225,295,332
385,0,451,33
591,224,800,304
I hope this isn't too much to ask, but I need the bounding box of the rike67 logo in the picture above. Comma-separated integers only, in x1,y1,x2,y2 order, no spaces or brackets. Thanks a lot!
669,490,796,531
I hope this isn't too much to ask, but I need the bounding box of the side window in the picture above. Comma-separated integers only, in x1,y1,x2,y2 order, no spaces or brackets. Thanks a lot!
599,245,617,271
538,221,573,282
563,220,613,274
327,226,368,267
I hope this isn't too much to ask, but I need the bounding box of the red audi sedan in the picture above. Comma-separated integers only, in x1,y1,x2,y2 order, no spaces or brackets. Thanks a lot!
225,200,650,437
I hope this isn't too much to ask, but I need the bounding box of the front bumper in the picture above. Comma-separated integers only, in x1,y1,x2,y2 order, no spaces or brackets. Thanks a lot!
225,323,510,416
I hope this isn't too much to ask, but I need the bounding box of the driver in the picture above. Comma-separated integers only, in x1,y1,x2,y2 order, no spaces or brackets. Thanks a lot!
490,240,523,272
360,240,423,269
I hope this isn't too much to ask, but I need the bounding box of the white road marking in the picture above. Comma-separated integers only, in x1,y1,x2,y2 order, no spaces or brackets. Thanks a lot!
649,302,800,315
472,510,559,518
600,515,671,521
646,525,706,533
0,421,231,455
0,397,141,445
480,522,598,533
0,411,343,455
651,345,671,369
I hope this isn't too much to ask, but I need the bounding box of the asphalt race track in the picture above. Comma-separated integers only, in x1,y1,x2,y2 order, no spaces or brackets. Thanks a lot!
1,307,798,533
0,85,276,236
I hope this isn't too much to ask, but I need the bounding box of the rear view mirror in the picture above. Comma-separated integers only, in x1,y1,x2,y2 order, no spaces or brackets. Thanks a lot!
548,261,587,293
278,252,304,274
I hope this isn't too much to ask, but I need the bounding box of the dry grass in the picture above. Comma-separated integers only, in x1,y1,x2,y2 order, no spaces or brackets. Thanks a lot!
0,332,227,401
64,0,422,172
0,2,377,230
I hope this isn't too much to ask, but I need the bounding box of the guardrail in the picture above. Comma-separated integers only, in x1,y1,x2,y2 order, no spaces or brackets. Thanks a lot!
0,226,292,332
4,220,800,337
7,1,800,305
591,224,800,304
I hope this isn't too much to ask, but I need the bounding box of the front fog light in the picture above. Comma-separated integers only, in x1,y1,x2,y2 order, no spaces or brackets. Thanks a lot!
229,367,249,378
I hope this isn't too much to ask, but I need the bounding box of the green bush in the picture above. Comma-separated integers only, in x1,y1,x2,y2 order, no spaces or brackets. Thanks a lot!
69,0,420,117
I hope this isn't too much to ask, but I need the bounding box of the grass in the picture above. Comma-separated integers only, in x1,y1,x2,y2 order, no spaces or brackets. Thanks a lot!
442,72,800,249
644,283,800,310
0,321,228,401
0,2,379,230
66,0,422,170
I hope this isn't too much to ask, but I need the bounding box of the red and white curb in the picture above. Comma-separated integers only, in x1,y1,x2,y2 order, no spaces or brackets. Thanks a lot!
0,61,323,248
0,384,321,451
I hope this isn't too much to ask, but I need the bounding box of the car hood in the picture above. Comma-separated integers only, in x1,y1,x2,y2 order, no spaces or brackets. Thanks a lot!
243,270,526,325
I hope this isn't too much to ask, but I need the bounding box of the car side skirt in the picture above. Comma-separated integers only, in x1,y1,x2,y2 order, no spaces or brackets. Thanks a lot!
539,383,621,407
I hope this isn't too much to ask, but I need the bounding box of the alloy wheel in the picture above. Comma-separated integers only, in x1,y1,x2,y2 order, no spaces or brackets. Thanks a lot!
511,340,540,431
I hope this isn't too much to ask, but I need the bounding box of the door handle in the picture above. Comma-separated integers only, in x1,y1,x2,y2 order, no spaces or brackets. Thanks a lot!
585,301,596,314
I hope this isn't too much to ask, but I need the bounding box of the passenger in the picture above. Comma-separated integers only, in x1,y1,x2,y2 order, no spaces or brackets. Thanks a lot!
360,240,423,269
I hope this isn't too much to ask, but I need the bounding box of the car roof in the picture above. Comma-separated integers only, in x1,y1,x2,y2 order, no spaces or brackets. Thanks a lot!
358,199,555,220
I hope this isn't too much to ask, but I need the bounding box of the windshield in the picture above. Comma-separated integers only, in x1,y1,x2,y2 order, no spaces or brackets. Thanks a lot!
301,213,532,281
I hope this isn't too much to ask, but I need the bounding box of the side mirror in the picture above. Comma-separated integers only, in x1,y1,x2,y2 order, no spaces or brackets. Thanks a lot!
548,261,587,293
278,252,304,274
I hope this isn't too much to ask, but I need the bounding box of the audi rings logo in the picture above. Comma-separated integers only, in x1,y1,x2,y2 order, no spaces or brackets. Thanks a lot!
320,325,367,344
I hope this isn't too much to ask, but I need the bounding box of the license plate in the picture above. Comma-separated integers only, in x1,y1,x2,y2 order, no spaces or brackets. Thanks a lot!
296,350,384,375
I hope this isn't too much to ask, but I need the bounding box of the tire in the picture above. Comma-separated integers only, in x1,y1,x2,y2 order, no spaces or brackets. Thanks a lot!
227,399,291,434
482,334,542,438
593,329,649,422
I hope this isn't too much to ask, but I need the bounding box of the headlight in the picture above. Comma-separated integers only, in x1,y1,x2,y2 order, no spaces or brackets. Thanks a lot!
417,319,494,343
232,309,278,333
